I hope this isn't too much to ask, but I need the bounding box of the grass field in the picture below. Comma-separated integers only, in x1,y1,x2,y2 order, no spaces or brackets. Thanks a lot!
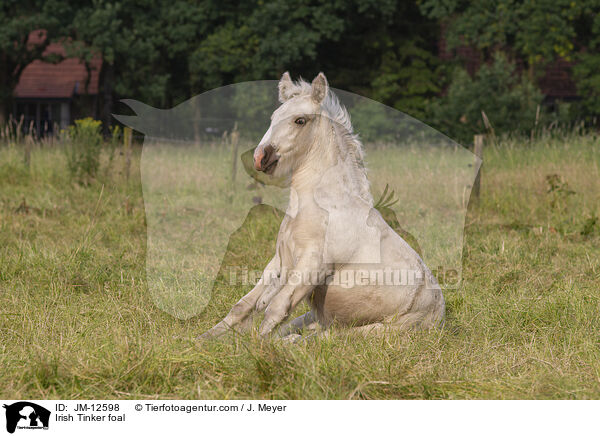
0,134,599,399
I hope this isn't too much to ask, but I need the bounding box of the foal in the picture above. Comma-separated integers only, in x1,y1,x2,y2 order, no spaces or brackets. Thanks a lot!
201,72,445,339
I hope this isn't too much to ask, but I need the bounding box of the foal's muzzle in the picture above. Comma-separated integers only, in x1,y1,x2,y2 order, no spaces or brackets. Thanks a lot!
254,144,279,174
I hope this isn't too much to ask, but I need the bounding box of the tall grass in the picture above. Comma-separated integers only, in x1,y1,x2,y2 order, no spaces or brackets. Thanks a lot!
0,131,598,399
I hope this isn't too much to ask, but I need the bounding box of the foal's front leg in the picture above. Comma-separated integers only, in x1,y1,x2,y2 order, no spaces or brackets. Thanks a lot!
259,257,323,337
199,256,281,339
276,310,317,337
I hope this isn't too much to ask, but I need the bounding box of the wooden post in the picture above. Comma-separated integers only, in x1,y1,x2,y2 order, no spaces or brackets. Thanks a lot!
193,100,202,146
230,122,240,187
123,127,132,181
24,119,34,169
16,114,24,144
24,137,31,169
472,134,485,201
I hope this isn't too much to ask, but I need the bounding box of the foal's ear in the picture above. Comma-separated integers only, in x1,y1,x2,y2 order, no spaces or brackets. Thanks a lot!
278,71,294,103
311,72,328,104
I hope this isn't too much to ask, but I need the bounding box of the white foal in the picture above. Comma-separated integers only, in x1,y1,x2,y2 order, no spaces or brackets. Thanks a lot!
201,72,445,340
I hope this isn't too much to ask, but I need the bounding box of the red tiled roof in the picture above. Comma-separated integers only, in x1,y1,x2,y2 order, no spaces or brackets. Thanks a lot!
14,31,102,99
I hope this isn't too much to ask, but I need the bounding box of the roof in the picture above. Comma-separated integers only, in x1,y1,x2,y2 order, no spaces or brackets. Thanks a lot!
14,31,102,99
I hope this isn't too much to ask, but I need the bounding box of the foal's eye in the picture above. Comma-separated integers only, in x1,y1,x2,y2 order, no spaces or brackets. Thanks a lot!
294,117,306,125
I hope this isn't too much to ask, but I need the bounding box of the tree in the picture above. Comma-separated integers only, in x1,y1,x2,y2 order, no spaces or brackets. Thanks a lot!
572,0,600,119
0,0,71,124
69,0,173,132
65,0,443,130
430,52,543,142
61,0,444,131
419,0,600,119
419,0,585,75
189,0,441,117
189,0,352,91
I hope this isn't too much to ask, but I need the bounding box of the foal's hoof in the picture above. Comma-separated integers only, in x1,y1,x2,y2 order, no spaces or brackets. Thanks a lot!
196,329,219,343
195,333,211,345
278,334,303,344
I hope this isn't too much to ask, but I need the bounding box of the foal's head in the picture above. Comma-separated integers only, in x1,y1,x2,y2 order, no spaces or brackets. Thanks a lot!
253,72,331,177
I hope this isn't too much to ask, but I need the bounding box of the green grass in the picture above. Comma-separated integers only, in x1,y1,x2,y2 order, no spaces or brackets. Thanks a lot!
0,134,599,399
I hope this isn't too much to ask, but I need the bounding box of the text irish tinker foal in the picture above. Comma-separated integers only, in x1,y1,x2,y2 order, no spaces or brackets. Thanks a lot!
201,72,444,340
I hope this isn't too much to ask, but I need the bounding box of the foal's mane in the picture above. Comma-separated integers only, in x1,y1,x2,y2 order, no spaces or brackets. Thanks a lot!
288,78,372,205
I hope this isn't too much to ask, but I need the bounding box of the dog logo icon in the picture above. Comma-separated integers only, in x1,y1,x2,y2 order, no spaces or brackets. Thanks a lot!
3,402,50,433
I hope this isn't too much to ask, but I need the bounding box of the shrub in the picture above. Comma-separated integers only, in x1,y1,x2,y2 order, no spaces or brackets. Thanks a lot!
350,100,400,143
572,52,600,121
429,53,543,143
66,118,103,183
370,39,442,121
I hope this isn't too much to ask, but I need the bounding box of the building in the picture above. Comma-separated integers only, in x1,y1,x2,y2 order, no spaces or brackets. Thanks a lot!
13,31,102,137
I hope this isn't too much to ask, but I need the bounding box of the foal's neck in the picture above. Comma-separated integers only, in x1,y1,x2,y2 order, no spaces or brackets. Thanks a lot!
291,121,338,197
290,117,373,209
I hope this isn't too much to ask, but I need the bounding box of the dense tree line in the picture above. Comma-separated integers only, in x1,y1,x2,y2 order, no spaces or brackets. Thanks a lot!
1,0,599,142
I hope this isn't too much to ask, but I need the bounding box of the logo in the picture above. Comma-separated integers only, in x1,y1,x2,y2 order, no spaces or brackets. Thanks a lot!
3,402,50,434
114,81,478,320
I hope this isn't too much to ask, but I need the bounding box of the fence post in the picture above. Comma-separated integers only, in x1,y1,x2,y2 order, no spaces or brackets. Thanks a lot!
123,127,132,181
24,137,32,169
193,100,202,146
472,134,485,201
230,122,240,187
23,119,35,169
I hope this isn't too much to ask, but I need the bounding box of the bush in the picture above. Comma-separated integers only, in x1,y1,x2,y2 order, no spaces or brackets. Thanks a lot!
66,118,103,183
429,53,543,143
572,52,600,120
370,39,442,121
350,100,400,143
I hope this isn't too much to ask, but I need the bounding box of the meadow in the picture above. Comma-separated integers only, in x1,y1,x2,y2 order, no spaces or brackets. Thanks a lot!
0,133,599,399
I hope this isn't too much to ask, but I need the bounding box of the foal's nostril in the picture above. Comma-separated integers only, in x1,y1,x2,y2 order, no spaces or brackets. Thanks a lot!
261,145,274,168
261,152,270,168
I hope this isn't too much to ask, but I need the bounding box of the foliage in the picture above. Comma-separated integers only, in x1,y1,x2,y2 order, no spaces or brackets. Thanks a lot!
370,38,442,120
420,0,600,122
430,53,543,143
68,0,175,132
231,82,278,140
570,1,600,119
419,0,584,67
350,101,401,143
66,118,103,183
0,0,72,123
573,55,600,119
4,0,600,135
188,0,432,95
